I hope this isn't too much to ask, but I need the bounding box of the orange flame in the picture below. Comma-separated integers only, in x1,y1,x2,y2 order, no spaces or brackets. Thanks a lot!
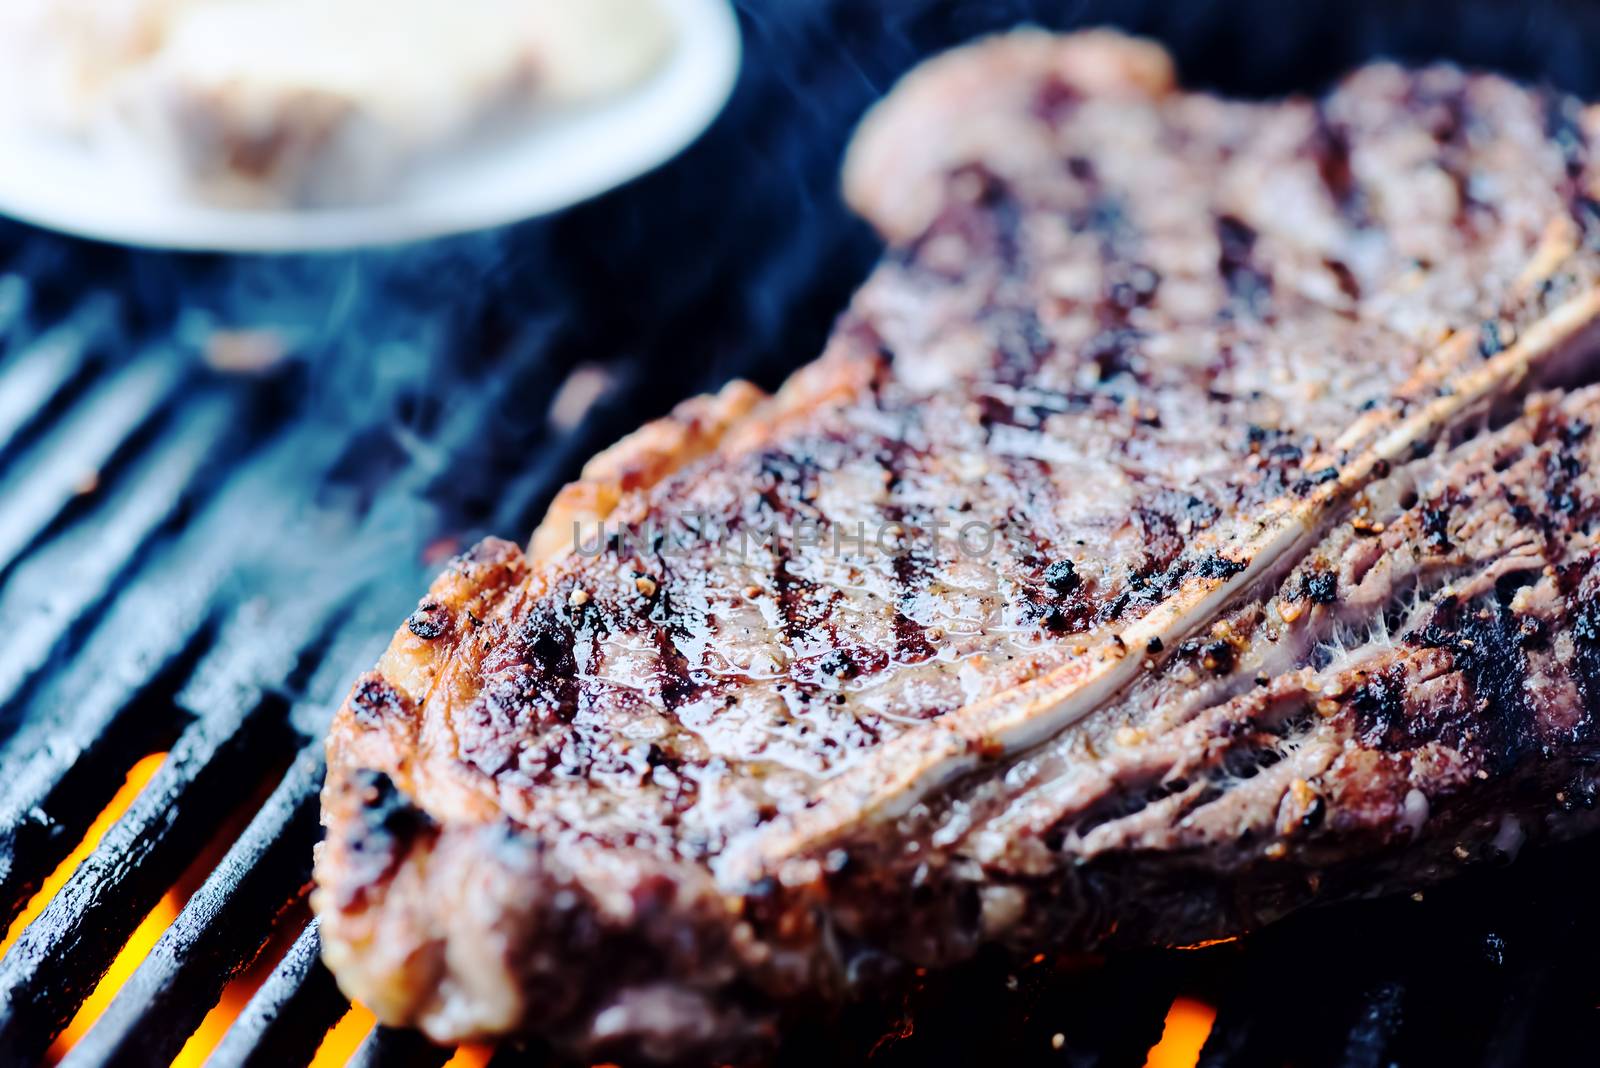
0,753,169,960
309,1002,378,1067
1143,996,1217,1068
0,752,172,1064
307,1004,491,1066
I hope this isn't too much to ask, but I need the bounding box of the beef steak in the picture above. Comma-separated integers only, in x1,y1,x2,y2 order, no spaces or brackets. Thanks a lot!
313,30,1600,1060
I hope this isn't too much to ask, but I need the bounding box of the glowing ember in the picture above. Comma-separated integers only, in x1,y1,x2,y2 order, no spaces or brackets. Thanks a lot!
1144,996,1217,1068
50,891,181,1061
309,1003,378,1067
0,752,171,1064
1173,936,1240,951
0,753,168,960
170,902,314,1067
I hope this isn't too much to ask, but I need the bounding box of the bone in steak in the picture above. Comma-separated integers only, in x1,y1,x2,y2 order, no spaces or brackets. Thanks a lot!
313,30,1600,1060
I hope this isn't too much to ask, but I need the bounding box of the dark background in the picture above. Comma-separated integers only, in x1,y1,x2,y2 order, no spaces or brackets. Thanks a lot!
2,2,1600,1065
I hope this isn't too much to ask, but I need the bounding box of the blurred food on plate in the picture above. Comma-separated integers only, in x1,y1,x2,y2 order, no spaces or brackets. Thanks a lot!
0,0,675,207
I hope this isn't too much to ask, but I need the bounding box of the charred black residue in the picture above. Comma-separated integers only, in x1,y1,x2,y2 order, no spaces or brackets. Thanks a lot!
407,600,448,640
1182,636,1237,675
350,672,414,729
1301,569,1338,605
1292,466,1340,496
817,649,858,680
1100,498,1233,623
1217,214,1272,315
455,599,581,779
1565,564,1600,732
1044,559,1080,595
1024,591,1095,634
1391,597,1540,768
1547,91,1590,181
1024,555,1096,633
879,439,936,664
525,602,580,695
772,544,819,651
649,590,701,711
338,769,436,908
1539,417,1590,521
1134,497,1190,575
990,306,1056,386
1084,327,1146,385
1311,102,1369,229
1420,498,1457,554
1186,496,1223,527
750,447,834,672
1478,320,1506,359
1268,442,1305,464
1194,554,1246,581
1350,665,1419,753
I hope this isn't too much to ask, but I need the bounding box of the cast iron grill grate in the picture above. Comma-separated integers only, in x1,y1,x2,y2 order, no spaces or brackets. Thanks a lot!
0,2,1599,1066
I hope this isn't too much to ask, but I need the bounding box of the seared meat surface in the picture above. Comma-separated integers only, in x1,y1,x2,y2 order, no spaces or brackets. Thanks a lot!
315,30,1600,1060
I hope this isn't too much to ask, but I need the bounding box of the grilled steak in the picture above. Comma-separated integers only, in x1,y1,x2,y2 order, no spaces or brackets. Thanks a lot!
314,30,1600,1060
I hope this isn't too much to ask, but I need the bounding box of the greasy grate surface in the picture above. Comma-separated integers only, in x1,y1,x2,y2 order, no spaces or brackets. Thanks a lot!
1,1,1600,1066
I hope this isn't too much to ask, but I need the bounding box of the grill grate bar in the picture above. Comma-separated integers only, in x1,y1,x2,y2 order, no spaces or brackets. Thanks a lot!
70,586,452,1064
0,418,352,923
208,920,346,1068
1337,981,1406,1068
60,745,324,1068
0,275,31,355
0,296,118,464
485,1041,552,1068
346,1027,454,1068
0,307,610,1061
0,392,237,715
0,350,191,580
0,597,323,1062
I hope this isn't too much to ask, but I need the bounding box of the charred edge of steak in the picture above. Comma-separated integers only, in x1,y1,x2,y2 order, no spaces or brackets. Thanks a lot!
331,770,438,911
349,672,415,729
431,820,784,1062
407,600,450,640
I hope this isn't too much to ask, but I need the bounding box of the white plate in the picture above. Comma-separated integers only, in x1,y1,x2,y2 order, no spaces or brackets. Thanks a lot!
0,0,740,252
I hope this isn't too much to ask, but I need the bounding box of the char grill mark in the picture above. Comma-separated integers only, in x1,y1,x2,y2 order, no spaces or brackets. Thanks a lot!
1310,99,1369,233
316,31,1600,1060
875,424,940,669
1216,215,1271,315
455,598,581,781
1565,564,1600,718
1415,78,1480,235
